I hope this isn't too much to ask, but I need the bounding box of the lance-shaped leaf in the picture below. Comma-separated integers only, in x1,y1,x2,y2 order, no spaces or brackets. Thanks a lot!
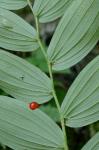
0,50,53,104
0,0,27,10
33,0,72,23
61,56,99,127
0,8,39,52
81,132,99,150
47,0,99,71
0,96,64,150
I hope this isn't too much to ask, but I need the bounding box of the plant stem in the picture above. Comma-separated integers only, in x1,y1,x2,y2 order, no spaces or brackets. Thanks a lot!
35,17,68,150
47,61,68,150
27,1,68,149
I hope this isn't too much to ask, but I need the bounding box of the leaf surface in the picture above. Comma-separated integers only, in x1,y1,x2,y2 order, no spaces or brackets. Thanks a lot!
0,0,27,10
61,56,99,127
0,96,63,150
0,8,39,51
47,0,99,71
33,0,72,23
0,50,53,104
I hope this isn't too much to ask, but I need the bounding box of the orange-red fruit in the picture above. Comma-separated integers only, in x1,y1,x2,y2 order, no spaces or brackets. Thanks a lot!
29,102,40,110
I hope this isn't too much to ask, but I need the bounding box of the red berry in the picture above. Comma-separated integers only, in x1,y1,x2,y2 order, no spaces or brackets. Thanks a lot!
29,102,40,110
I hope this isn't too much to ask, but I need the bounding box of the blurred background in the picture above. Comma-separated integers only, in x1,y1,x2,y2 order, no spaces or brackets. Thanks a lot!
0,5,99,150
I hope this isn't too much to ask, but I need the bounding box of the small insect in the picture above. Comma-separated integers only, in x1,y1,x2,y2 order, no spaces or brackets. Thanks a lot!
29,102,40,110
20,75,24,80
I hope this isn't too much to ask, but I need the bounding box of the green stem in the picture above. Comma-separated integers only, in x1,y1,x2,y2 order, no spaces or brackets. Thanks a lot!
35,17,48,63
36,21,68,150
27,1,68,150
27,0,34,15
48,62,68,150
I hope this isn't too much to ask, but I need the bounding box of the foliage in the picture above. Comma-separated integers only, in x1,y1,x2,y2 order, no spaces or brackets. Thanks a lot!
0,0,99,150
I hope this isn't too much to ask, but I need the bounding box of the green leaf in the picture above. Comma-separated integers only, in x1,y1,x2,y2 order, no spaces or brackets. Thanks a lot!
33,0,72,23
26,50,71,74
0,50,53,104
0,0,27,10
0,8,39,52
40,105,60,122
0,96,64,150
81,132,99,150
47,0,99,71
27,49,49,73
61,56,99,127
